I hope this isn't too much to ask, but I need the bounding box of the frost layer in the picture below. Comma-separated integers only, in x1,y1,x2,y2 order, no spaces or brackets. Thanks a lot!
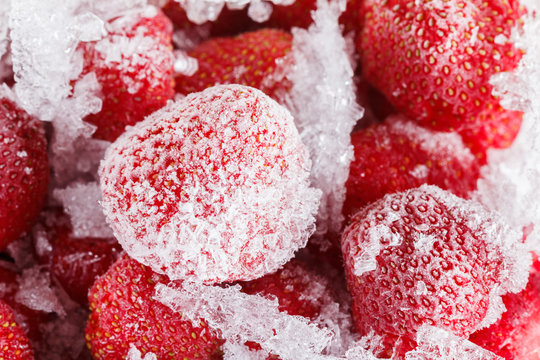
100,84,320,283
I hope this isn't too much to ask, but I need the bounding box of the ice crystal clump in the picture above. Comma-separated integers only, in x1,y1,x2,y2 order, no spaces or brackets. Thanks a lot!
405,325,503,360
154,282,334,360
53,181,113,239
15,267,65,315
276,0,363,236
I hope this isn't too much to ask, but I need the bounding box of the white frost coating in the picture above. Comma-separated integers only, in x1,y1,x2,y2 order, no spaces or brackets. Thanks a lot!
405,325,503,360
100,85,320,283
53,181,114,239
276,0,363,236
475,11,540,255
0,0,9,62
127,344,157,360
154,282,334,360
15,267,65,316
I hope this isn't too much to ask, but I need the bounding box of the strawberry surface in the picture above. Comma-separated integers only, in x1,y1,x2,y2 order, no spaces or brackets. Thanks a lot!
85,255,224,360
469,258,540,359
343,115,479,219
80,7,175,142
0,300,34,360
174,29,292,99
0,96,48,251
357,0,524,142
341,185,525,358
99,84,319,284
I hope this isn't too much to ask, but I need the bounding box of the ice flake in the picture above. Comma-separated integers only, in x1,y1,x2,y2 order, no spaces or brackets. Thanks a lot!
127,344,158,360
53,181,114,239
248,0,273,22
15,267,65,316
405,325,503,360
276,0,363,236
155,282,334,360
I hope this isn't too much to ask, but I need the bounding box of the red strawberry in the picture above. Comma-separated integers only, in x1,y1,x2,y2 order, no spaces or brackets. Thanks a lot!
343,115,479,219
50,232,122,306
341,185,527,358
0,300,34,360
174,29,292,99
80,7,175,142
85,255,224,360
99,84,319,284
0,96,48,251
357,0,525,153
469,258,540,359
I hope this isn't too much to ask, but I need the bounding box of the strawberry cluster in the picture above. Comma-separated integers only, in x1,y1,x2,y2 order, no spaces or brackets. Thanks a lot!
0,0,537,360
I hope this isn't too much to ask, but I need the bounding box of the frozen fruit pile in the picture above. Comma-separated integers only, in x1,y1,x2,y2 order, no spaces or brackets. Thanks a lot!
1,0,540,359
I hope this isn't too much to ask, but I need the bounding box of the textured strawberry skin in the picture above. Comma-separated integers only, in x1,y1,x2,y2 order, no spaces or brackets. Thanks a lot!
175,29,292,99
85,255,224,360
357,0,524,140
0,300,34,360
0,97,48,251
341,186,508,358
469,258,540,360
81,8,175,142
343,116,479,219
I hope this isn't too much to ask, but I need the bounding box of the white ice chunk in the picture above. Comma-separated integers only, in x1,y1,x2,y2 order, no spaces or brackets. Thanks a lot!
405,325,503,360
15,267,65,316
53,181,114,239
248,0,273,22
276,0,363,236
154,282,334,360
173,50,199,76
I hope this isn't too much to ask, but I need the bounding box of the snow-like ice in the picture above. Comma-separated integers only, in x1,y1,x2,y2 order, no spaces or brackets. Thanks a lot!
276,0,363,237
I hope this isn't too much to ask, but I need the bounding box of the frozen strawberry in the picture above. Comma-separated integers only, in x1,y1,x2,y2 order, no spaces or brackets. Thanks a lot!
358,0,525,150
343,115,479,219
80,6,175,142
0,300,34,360
0,96,48,251
50,232,122,306
341,185,528,358
99,84,319,284
174,29,292,99
469,258,540,360
85,255,224,360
